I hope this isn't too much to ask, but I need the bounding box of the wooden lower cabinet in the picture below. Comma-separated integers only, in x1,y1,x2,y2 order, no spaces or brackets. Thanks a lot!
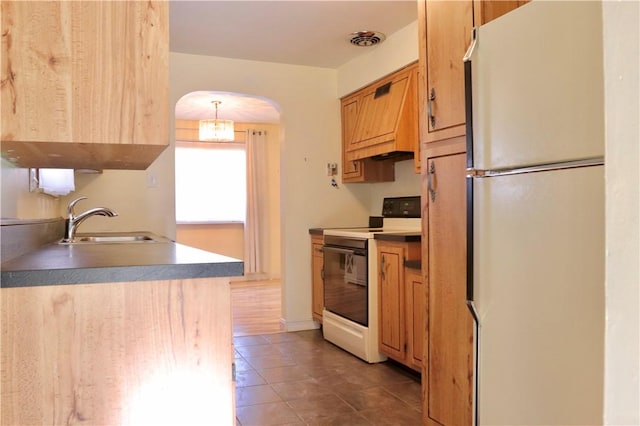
311,235,324,323
1,278,234,425
377,240,422,371
422,138,473,426
405,266,425,371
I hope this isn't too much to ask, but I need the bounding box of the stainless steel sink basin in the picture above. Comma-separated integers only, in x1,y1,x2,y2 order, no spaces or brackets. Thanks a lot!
74,235,155,243
59,233,163,244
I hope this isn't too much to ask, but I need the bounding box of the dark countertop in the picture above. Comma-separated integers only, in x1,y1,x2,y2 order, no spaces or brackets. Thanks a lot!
374,232,421,242
1,232,244,288
309,228,324,236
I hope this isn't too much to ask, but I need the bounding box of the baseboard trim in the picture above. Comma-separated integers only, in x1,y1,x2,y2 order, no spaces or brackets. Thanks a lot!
280,318,320,332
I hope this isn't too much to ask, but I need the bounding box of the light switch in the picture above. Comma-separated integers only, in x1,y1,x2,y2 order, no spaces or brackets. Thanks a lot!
146,173,158,188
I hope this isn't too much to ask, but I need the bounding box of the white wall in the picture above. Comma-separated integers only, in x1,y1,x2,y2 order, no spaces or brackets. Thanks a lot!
602,1,640,423
0,159,60,219
338,21,419,98
338,20,422,214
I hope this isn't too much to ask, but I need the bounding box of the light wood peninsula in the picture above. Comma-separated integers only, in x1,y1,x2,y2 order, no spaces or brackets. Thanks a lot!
1,228,242,425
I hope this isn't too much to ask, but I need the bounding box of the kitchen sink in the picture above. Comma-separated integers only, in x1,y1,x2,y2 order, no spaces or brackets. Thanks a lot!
73,235,155,243
59,233,164,244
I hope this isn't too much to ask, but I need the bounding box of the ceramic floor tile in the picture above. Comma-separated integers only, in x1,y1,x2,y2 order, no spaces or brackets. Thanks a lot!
236,384,282,407
381,380,423,409
292,329,327,343
234,357,254,372
334,386,408,412
272,341,320,356
286,393,357,423
245,354,297,370
257,365,313,384
270,378,335,401
236,401,304,426
234,330,424,425
261,333,306,344
313,371,379,392
302,411,372,426
358,405,423,425
291,364,341,380
236,369,267,387
236,344,286,358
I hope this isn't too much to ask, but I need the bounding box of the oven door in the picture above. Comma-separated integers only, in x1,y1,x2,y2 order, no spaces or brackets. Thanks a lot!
322,242,368,326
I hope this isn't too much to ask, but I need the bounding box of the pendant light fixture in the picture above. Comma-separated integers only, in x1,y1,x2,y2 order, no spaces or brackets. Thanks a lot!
199,100,235,142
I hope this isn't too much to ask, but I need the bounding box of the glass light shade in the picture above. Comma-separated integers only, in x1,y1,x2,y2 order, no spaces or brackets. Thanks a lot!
199,119,235,142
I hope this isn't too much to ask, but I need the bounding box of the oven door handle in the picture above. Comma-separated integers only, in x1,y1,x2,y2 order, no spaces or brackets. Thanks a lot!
323,246,367,257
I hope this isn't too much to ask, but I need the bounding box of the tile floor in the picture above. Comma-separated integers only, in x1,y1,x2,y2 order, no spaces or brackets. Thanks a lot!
234,329,422,426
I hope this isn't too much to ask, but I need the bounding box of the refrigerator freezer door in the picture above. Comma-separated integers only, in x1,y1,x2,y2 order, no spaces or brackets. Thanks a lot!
471,1,604,170
474,165,604,425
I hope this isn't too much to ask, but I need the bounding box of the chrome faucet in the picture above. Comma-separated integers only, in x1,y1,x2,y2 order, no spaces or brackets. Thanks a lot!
62,196,118,242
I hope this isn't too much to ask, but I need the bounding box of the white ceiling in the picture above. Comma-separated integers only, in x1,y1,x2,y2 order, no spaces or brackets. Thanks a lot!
171,0,417,122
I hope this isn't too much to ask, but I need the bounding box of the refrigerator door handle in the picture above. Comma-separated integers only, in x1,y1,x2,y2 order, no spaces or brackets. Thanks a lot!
464,28,478,309
467,300,480,326
463,27,478,62
464,27,478,170
467,157,605,178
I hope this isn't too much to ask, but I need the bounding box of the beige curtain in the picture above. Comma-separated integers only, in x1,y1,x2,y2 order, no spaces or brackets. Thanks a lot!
244,129,267,275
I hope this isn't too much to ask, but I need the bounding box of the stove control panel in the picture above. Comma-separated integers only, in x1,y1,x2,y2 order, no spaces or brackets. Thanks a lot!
382,196,421,218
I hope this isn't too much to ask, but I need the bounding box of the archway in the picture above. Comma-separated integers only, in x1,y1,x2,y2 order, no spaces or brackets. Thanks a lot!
174,90,283,335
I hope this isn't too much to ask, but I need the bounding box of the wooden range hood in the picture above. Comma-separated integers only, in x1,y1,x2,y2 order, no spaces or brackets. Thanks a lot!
344,62,418,162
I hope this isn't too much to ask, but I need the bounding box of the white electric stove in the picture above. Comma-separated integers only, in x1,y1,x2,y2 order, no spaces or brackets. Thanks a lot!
321,196,421,363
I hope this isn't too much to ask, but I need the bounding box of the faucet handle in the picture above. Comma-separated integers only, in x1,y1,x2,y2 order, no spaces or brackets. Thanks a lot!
67,196,88,219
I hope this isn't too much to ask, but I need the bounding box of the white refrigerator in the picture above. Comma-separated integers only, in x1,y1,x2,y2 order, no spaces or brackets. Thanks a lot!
465,2,605,425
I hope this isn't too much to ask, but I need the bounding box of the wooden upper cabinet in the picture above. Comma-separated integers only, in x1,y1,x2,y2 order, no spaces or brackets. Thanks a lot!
341,91,394,183
1,1,169,170
474,0,529,25
347,63,418,161
422,0,472,143
418,0,525,145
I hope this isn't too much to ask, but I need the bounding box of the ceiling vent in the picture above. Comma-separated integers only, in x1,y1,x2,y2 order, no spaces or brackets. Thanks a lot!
349,31,386,47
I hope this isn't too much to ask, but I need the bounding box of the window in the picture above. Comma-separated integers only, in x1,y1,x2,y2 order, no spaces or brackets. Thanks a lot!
175,141,246,223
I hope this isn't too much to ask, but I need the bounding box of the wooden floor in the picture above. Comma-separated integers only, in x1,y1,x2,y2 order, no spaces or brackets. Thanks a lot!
231,279,284,336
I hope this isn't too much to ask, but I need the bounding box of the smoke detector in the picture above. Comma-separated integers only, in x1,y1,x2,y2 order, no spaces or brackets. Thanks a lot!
349,31,386,47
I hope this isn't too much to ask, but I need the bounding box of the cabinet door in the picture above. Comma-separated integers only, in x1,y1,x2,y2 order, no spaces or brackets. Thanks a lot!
418,0,525,146
422,0,472,143
423,152,472,426
311,237,324,323
350,73,409,150
378,244,405,360
341,94,395,183
474,0,529,25
1,1,169,169
406,267,424,371
341,95,364,181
